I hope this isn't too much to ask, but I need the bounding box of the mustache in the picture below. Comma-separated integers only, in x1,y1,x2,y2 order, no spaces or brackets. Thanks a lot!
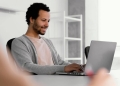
40,26,48,28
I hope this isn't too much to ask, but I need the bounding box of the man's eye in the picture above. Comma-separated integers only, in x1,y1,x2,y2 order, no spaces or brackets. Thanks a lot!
42,20,46,21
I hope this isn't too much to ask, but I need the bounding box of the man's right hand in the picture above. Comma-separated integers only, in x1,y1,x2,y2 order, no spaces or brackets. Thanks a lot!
64,63,83,73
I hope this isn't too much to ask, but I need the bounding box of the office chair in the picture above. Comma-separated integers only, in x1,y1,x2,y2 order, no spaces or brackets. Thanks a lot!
6,38,19,70
84,46,90,59
6,38,15,62
6,38,15,51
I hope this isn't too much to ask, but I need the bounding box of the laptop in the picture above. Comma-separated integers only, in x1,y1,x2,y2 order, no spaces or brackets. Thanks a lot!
55,40,117,76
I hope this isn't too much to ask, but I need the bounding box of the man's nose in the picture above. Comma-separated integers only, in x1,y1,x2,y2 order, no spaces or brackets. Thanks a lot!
45,22,49,27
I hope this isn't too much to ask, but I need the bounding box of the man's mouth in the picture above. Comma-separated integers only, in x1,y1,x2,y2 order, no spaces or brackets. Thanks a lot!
41,27,47,32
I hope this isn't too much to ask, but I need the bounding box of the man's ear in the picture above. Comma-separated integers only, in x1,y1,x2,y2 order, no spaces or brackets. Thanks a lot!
30,17,35,24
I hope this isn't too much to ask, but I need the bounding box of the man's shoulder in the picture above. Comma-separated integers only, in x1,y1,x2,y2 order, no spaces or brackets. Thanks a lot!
14,35,30,41
13,35,31,44
15,35,26,40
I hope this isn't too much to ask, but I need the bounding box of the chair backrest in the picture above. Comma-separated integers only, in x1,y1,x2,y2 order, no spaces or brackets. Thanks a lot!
6,38,15,51
6,38,19,70
85,46,90,59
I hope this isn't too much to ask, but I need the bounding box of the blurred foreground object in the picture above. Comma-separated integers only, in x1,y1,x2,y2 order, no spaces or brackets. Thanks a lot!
88,69,116,86
0,46,38,86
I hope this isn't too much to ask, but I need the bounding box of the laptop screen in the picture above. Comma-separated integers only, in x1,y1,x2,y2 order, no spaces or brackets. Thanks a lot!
85,40,117,74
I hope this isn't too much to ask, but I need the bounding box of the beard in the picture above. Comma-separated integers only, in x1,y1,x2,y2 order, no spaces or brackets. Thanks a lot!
32,22,48,35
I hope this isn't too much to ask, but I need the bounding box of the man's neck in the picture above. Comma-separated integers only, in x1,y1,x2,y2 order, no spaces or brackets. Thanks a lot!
25,27,40,39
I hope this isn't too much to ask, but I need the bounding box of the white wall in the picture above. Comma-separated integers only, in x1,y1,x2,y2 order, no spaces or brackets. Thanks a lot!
0,0,68,57
85,0,98,46
0,0,68,12
98,0,120,45
98,0,120,57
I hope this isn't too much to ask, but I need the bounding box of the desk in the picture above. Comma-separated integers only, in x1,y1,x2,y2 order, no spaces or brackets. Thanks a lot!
32,75,89,86
110,70,120,86
31,70,120,86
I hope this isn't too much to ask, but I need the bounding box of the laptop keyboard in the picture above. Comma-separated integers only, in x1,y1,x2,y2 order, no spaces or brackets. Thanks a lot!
55,71,86,76
72,71,86,76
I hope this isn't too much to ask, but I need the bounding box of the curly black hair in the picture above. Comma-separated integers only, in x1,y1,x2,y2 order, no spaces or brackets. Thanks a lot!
26,3,50,25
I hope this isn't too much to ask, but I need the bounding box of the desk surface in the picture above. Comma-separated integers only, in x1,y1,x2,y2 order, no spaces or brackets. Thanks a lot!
32,75,89,86
31,70,120,86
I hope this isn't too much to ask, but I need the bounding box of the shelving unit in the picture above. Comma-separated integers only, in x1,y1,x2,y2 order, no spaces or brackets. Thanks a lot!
44,11,84,64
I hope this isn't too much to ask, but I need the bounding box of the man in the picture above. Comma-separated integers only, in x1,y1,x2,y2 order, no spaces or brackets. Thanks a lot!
11,3,83,75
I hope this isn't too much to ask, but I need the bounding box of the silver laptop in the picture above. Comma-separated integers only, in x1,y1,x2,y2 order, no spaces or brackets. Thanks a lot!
85,40,116,74
55,40,117,76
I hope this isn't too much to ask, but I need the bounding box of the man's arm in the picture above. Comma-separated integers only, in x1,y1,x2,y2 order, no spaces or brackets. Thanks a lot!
11,39,65,75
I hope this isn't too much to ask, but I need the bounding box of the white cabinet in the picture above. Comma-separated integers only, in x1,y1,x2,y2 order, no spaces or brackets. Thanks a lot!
44,11,84,64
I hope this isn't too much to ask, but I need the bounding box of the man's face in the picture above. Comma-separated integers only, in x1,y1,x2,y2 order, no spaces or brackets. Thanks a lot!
32,10,50,35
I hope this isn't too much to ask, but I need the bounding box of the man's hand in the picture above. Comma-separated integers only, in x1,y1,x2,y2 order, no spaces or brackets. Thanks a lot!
64,63,83,72
88,68,116,86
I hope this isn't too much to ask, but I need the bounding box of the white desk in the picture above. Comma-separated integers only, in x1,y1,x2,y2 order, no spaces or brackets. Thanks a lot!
31,70,120,86
110,70,120,86
32,75,89,86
